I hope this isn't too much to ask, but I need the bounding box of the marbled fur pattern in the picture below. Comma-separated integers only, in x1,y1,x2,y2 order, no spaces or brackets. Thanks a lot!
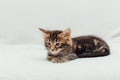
39,28,110,63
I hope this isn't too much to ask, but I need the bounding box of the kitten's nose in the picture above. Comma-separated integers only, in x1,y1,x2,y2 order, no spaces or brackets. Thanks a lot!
51,49,54,51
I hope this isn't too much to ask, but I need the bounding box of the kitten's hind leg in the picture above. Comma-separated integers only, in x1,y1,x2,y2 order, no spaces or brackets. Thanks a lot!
94,46,110,56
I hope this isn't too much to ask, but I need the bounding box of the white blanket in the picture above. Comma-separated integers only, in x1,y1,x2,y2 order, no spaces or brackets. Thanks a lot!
0,0,120,79
0,38,120,80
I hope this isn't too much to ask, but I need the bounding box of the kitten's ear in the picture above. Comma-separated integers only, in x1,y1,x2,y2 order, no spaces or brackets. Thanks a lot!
59,28,71,39
39,28,50,38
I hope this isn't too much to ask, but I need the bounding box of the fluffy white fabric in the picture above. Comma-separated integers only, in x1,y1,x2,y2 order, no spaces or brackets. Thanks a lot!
0,0,120,79
0,37,120,80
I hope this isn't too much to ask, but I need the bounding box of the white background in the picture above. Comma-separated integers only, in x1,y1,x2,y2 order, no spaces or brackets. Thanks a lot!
0,0,120,80
0,0,120,44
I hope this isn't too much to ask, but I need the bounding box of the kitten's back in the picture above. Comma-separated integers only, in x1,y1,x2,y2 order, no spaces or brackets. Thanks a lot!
72,35,110,58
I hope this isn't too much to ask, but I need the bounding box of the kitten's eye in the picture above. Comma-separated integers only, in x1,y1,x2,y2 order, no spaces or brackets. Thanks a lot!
56,43,62,47
47,42,51,46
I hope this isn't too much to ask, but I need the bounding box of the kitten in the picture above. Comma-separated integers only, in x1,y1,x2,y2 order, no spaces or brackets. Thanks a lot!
39,28,110,63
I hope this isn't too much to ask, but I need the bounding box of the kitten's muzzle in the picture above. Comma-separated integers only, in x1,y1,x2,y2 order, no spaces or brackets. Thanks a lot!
51,49,54,51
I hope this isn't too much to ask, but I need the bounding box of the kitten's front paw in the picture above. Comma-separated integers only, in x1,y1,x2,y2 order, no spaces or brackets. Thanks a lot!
47,56,53,61
51,58,66,63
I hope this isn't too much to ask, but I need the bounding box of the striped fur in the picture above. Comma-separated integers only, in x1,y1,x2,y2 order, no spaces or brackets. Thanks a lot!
39,28,110,63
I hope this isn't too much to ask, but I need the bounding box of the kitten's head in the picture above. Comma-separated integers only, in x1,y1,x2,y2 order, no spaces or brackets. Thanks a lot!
39,28,72,55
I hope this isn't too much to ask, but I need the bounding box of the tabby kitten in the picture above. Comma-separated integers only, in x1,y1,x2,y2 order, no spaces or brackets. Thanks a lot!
39,28,110,63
